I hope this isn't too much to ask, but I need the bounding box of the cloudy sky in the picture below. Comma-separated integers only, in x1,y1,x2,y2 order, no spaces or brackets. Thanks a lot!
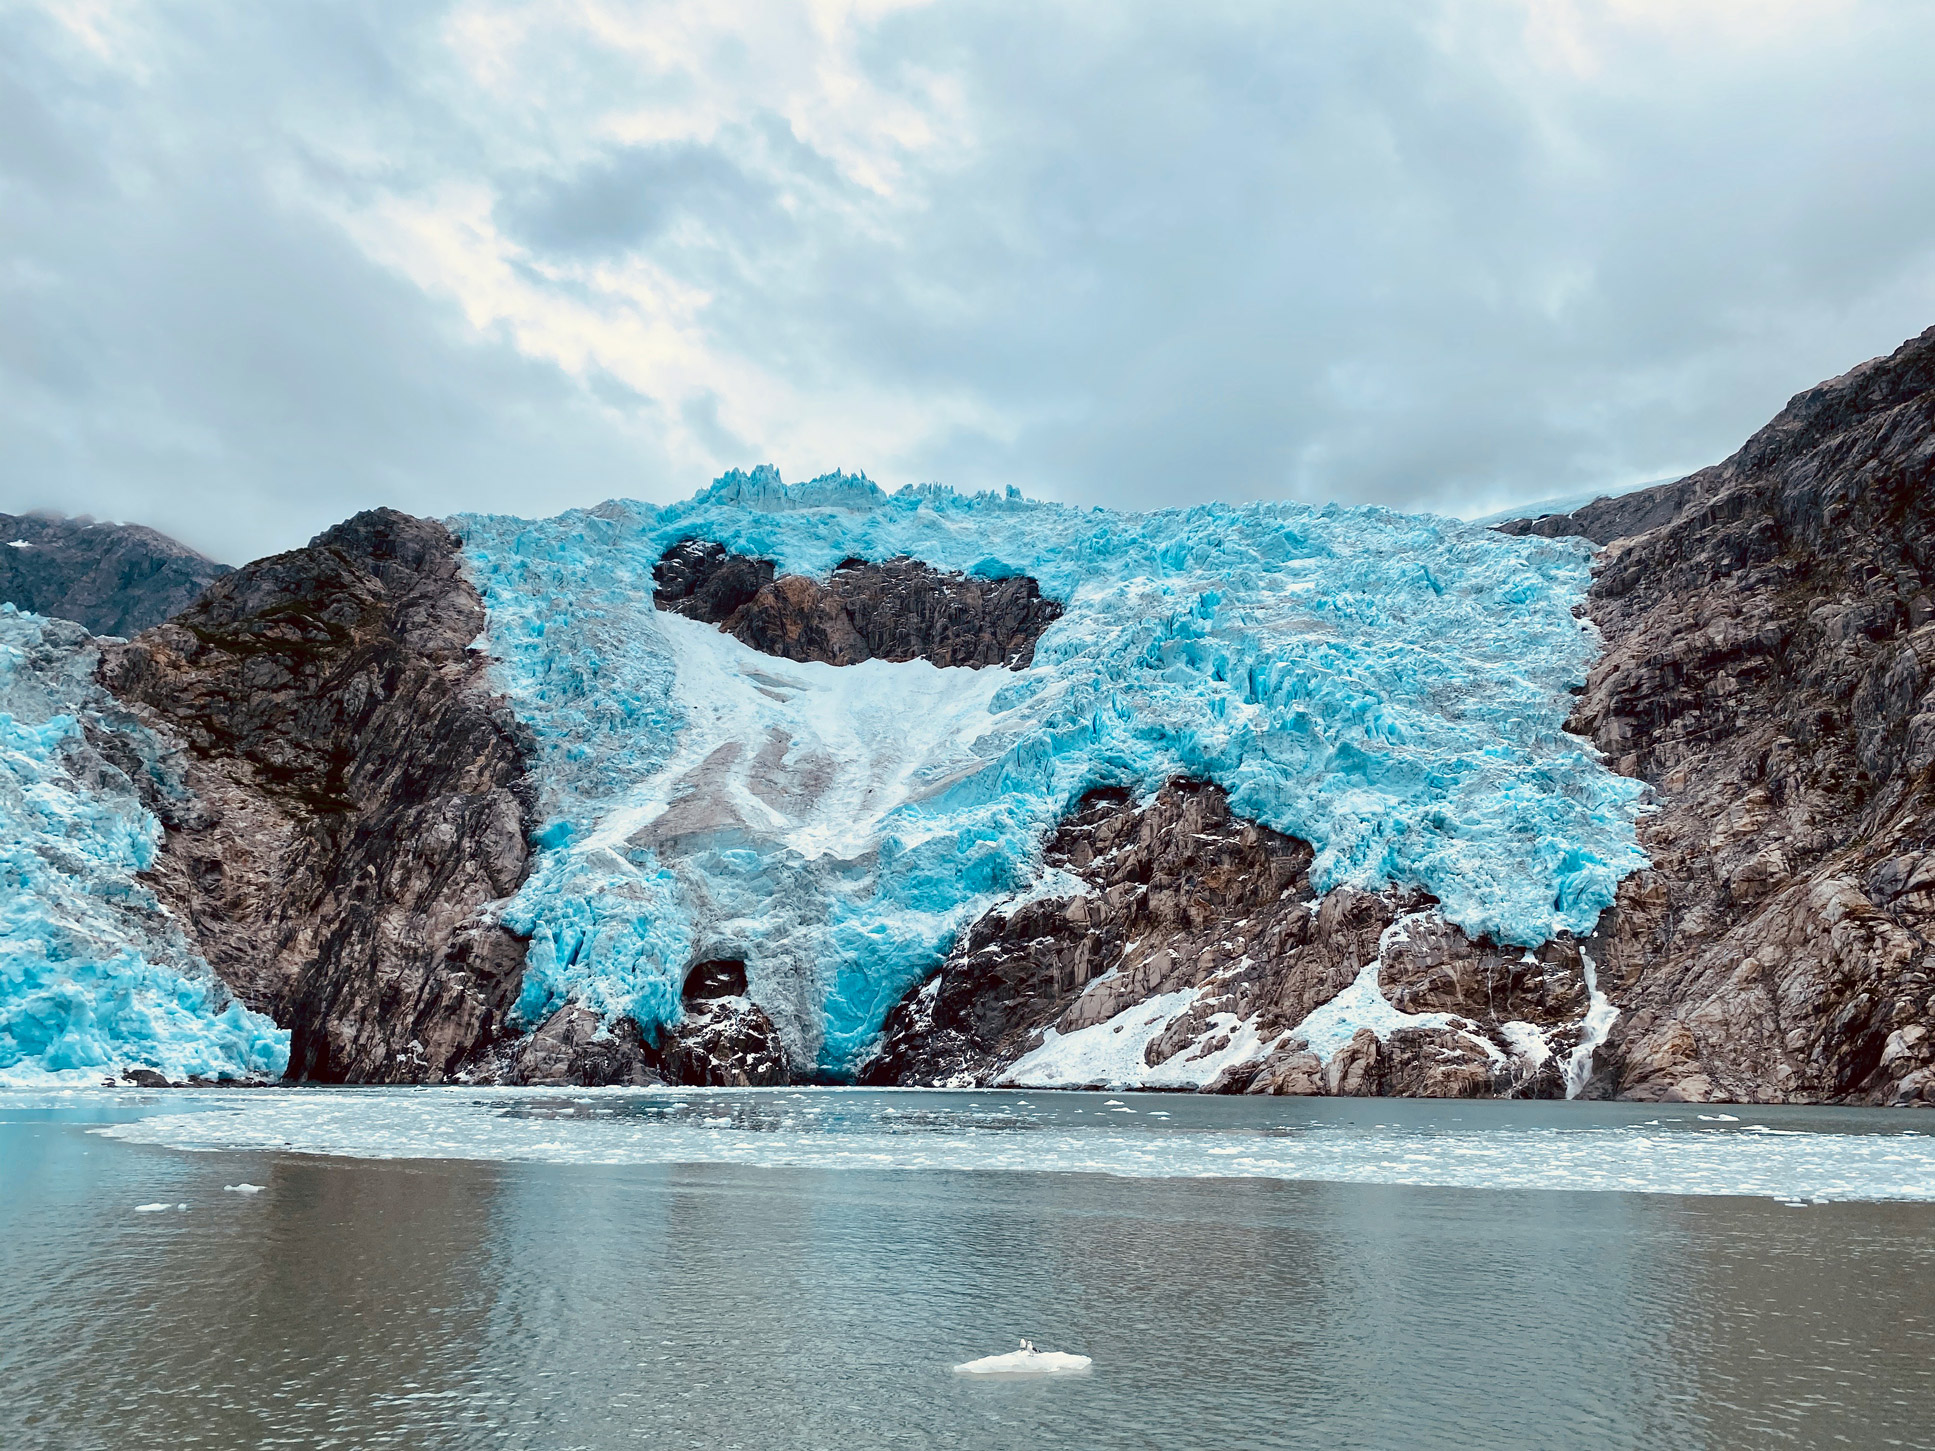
3,0,1933,563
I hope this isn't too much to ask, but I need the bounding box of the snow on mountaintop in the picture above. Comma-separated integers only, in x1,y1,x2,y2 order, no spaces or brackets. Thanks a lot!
454,470,1647,1072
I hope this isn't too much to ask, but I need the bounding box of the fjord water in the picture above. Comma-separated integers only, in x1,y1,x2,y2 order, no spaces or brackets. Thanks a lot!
3,1091,1932,1450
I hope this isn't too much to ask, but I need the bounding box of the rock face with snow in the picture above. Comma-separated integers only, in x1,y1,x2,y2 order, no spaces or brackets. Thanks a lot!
96,510,537,1082
0,511,230,638
860,780,1595,1096
1557,324,1935,1105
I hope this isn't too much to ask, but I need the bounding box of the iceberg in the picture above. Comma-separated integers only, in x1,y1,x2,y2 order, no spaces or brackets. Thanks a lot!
456,469,1647,1074
953,1343,1093,1377
0,608,290,1087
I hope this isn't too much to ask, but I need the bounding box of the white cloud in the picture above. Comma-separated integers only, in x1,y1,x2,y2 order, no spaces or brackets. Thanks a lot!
2,0,1932,558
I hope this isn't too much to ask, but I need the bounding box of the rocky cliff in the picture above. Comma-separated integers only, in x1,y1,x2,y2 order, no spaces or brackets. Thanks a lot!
0,511,230,637
1562,324,1935,1104
97,510,536,1081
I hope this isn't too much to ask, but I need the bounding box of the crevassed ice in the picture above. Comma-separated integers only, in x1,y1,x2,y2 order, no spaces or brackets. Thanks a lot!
0,608,289,1086
455,469,1647,1071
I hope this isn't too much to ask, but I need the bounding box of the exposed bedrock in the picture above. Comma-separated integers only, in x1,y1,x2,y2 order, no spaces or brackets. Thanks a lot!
96,509,537,1082
0,510,231,637
653,538,1062,669
1557,324,1935,1105
506,960,790,1088
859,781,1599,1097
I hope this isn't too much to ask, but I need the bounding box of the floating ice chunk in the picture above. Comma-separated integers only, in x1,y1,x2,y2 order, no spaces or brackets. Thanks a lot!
1697,1114,1741,1123
953,1343,1093,1377
223,1183,265,1194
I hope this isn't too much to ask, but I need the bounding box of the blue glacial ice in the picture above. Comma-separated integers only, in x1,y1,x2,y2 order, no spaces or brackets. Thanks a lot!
0,608,289,1086
455,468,1648,1071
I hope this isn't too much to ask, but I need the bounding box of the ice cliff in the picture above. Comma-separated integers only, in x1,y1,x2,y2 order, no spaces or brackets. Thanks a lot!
457,470,1647,1072
0,608,287,1086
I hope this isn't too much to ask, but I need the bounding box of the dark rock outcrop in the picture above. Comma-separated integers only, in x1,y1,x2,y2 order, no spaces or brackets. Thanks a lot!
655,540,1061,669
860,781,1593,1096
1563,324,1935,1104
508,960,790,1088
97,509,535,1082
0,511,230,636
507,1006,662,1087
649,960,790,1087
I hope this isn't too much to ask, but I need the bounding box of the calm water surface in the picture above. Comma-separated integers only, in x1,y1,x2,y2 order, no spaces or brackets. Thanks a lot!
2,1088,1931,1450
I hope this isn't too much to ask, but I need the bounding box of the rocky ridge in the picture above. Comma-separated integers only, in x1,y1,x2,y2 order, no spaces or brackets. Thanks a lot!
1492,478,1700,547
0,511,230,637
97,510,537,1082
1560,324,1935,1104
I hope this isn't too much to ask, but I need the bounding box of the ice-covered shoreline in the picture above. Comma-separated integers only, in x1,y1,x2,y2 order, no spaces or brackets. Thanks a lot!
37,1085,1935,1204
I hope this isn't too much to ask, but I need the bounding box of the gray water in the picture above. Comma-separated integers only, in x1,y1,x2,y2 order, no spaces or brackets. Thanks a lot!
2,1089,1932,1450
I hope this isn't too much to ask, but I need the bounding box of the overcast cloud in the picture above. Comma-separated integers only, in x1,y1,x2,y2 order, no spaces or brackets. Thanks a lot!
3,0,1933,562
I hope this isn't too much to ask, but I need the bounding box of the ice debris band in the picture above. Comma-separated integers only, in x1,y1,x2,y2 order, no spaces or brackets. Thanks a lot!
456,469,1647,1072
0,608,290,1086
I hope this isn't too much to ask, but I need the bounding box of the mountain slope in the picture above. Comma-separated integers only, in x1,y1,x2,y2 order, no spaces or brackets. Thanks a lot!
97,510,536,1081
0,512,230,637
1567,324,1935,1104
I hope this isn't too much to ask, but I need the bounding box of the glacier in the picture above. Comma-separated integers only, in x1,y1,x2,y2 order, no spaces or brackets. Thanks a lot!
456,468,1648,1073
0,608,289,1087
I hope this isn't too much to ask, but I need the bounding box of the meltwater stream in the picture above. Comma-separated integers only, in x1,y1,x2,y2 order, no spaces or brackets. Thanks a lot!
4,1089,1933,1450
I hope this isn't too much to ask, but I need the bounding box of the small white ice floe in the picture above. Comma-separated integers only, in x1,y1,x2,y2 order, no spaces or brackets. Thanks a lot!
1697,1113,1741,1122
953,1338,1093,1378
223,1184,265,1195
134,1202,186,1213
